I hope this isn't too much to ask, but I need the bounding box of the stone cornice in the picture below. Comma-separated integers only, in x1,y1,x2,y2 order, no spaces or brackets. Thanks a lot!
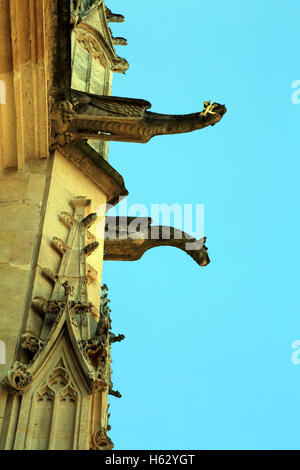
56,142,128,206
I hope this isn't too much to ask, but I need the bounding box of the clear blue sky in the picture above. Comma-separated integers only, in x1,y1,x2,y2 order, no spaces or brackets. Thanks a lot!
103,0,300,450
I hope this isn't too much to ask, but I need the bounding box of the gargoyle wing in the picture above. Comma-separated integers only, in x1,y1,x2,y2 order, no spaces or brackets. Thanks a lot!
71,89,152,118
88,95,152,117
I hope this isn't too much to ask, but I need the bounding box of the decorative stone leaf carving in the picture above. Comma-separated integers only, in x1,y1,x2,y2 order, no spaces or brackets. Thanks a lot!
81,213,97,228
6,362,33,395
52,237,69,255
21,332,46,355
90,428,114,450
60,211,77,228
82,241,99,256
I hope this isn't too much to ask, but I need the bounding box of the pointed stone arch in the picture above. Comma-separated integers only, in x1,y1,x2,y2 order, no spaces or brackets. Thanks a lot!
12,332,90,450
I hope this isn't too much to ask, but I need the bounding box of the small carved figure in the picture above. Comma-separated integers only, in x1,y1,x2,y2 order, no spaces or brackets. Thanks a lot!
95,317,109,339
80,337,107,372
62,281,74,301
109,333,125,344
21,332,46,355
70,0,82,25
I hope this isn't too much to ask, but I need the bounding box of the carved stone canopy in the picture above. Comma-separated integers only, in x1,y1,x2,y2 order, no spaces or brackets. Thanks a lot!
51,90,227,146
103,217,210,267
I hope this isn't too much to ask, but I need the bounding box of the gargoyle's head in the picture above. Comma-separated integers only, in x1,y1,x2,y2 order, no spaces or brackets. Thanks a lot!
200,101,227,126
189,243,210,267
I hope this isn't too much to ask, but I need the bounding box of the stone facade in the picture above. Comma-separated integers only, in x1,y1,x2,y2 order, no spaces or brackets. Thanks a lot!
0,1,226,450
0,0,127,450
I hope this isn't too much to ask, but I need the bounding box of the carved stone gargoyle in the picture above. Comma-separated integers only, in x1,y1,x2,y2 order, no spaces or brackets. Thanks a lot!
103,217,210,266
51,90,226,146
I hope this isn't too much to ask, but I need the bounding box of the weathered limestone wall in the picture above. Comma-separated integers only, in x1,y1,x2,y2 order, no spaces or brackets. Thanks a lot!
0,159,50,437
0,161,50,377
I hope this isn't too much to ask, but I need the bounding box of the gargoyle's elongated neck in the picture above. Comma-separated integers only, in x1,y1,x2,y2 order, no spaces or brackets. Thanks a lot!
144,111,217,136
147,226,199,250
144,226,207,266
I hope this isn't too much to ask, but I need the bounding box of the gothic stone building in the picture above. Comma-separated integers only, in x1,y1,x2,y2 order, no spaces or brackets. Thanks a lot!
0,0,226,450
